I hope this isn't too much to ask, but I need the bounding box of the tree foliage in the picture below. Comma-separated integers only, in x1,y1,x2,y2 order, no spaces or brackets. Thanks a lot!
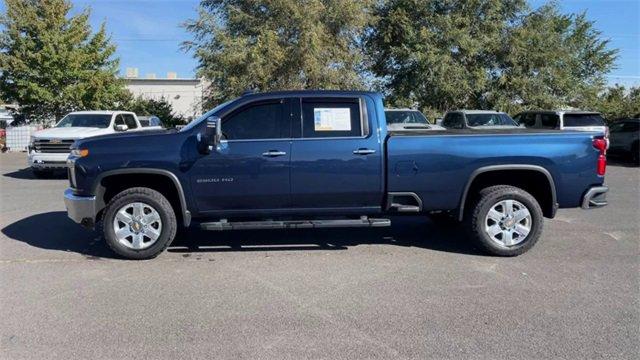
588,85,640,122
0,0,125,122
365,0,618,115
184,0,372,105
119,92,186,128
494,4,618,113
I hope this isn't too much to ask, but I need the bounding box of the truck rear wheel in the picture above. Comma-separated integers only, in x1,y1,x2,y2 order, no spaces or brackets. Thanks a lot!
102,187,177,260
467,185,543,256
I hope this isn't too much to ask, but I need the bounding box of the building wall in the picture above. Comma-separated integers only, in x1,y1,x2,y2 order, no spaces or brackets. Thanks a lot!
124,78,205,120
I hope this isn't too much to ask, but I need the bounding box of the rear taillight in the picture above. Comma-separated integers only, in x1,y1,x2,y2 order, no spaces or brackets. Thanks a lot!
597,155,606,176
593,138,607,176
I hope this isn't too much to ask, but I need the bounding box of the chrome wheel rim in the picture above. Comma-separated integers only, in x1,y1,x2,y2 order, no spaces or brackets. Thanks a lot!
112,202,162,250
484,199,532,247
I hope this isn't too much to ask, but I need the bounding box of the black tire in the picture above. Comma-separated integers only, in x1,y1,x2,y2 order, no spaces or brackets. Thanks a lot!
466,185,543,256
102,187,177,260
631,142,639,164
32,168,52,179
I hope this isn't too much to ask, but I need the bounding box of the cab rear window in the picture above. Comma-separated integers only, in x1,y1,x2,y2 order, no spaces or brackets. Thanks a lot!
564,114,605,127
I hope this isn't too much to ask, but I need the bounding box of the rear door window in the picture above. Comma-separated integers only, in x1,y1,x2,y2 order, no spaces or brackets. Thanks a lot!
620,122,639,132
385,111,411,124
466,113,516,127
301,98,363,138
150,117,162,127
563,114,605,127
518,113,537,127
123,114,138,129
626,122,639,132
540,114,560,129
385,111,429,125
442,113,464,129
114,115,125,126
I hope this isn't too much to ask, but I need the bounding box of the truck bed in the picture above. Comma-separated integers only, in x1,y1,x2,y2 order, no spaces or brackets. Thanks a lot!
385,129,604,212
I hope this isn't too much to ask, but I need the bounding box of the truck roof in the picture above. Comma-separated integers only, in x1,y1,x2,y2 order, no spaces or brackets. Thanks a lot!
518,110,601,115
240,90,382,99
449,110,507,115
68,111,136,115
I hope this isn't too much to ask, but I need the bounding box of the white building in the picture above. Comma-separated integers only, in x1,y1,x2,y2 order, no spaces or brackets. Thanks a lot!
124,69,206,120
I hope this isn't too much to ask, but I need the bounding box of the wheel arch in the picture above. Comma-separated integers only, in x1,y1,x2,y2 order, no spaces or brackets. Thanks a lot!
457,165,557,221
93,169,191,227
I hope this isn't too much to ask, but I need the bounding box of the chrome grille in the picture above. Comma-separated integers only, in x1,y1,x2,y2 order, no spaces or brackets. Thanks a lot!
33,139,74,153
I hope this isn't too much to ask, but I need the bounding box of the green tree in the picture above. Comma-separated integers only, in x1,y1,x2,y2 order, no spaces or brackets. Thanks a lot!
120,92,186,128
366,0,527,111
493,3,618,113
366,0,617,115
0,0,125,122
587,85,640,122
184,0,372,105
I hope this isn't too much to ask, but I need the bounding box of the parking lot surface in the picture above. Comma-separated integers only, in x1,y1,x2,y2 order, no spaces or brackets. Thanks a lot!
1,152,638,359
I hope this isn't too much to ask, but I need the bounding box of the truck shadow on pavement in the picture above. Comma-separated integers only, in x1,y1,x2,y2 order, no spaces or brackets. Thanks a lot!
2,212,481,259
2,167,67,180
169,216,480,256
1,211,113,258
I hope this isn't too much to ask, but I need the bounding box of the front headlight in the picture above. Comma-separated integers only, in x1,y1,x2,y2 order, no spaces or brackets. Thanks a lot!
70,148,89,157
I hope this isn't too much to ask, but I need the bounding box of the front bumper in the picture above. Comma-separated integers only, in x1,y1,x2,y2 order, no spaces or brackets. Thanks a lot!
64,188,96,228
582,186,609,209
29,152,70,169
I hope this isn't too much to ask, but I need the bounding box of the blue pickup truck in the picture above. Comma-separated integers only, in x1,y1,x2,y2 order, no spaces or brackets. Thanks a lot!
63,91,609,259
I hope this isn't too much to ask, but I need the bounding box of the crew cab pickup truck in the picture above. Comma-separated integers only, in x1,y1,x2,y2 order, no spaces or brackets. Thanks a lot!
28,111,156,177
63,91,609,260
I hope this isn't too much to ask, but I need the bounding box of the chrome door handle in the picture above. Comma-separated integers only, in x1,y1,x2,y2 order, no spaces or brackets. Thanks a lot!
262,150,287,157
353,148,376,155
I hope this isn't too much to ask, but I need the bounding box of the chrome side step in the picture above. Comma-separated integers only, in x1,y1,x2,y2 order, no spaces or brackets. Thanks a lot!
200,216,391,231
389,203,421,212
387,192,422,213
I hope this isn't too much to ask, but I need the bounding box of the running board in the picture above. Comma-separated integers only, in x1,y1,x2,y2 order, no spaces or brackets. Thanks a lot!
200,217,391,231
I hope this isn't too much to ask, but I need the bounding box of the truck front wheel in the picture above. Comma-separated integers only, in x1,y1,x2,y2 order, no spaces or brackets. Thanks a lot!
102,187,177,260
467,185,543,256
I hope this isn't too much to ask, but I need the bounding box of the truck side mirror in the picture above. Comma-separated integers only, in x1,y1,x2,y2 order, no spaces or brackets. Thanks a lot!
114,124,128,132
197,116,222,154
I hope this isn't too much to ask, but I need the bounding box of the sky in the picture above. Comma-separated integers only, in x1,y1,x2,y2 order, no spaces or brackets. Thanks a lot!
1,0,639,86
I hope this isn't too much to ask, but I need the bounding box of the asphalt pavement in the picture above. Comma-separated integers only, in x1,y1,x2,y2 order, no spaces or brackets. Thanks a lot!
1,152,638,359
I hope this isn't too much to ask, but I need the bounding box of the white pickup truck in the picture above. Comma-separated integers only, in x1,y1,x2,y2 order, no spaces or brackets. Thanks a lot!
28,111,160,177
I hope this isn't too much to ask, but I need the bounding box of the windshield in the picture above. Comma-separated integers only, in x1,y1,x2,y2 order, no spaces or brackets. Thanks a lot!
56,114,112,128
563,114,605,127
180,99,236,132
467,113,517,127
385,110,429,125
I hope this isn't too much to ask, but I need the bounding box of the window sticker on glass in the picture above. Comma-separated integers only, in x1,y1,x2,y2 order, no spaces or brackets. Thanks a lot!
314,108,351,131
